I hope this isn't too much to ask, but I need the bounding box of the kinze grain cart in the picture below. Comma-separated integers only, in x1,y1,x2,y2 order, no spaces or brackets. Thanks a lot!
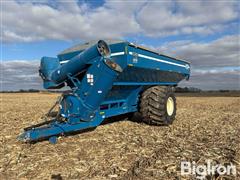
18,40,190,143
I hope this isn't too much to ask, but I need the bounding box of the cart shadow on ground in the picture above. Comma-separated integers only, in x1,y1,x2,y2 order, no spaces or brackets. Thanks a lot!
63,113,144,136
28,112,144,144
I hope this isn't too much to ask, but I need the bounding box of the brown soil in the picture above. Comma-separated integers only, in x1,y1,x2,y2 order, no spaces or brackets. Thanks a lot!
0,93,239,179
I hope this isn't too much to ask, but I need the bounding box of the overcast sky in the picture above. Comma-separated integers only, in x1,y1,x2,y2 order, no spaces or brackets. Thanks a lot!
1,0,240,91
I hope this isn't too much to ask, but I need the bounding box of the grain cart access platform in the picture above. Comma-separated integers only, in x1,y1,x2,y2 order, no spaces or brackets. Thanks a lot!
18,40,190,143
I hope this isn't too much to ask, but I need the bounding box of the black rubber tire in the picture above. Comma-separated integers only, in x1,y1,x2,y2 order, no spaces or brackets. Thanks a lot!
139,86,176,125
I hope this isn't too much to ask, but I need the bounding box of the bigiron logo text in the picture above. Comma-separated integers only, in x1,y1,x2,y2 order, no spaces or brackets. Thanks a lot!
181,160,236,179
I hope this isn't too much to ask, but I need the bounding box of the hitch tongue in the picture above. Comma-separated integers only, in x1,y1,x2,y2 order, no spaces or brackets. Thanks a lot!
17,131,31,142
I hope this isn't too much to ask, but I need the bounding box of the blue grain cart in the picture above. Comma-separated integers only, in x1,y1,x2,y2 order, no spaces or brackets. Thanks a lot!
18,40,190,143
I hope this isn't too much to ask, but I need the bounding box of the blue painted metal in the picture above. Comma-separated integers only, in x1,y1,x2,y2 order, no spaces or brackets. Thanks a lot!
18,86,141,142
39,40,111,88
113,82,177,86
49,136,58,144
39,57,62,89
59,58,122,122
18,40,191,143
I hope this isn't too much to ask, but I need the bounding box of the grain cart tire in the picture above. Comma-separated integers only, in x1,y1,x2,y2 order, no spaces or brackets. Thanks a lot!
140,86,176,125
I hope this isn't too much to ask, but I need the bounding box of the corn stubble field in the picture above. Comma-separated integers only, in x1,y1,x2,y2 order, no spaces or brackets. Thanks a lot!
0,93,239,180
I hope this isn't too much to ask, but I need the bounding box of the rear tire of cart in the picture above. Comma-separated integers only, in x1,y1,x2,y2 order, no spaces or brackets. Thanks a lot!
139,86,176,125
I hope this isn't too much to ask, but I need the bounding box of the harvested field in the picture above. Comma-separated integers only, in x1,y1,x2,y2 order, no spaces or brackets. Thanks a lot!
0,93,239,179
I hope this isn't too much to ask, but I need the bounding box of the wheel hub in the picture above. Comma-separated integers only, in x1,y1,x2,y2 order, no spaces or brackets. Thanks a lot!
167,97,174,116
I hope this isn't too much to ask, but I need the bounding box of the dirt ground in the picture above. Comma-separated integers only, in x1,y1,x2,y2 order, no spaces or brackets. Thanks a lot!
0,93,239,180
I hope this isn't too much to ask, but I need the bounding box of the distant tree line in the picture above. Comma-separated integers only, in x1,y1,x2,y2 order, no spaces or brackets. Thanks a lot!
20,89,40,92
175,87,202,93
0,89,61,93
0,89,39,93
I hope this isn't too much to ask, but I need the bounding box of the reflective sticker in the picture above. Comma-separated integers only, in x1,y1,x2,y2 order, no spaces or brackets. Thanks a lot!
185,64,190,69
60,60,69,64
87,74,94,84
61,114,66,118
111,52,125,56
133,57,138,63
98,90,102,93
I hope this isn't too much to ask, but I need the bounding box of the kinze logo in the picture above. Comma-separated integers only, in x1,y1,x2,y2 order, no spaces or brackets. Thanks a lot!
181,160,236,179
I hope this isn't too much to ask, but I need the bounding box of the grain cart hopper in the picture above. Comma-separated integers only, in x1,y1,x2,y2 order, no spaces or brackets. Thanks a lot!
18,40,190,143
